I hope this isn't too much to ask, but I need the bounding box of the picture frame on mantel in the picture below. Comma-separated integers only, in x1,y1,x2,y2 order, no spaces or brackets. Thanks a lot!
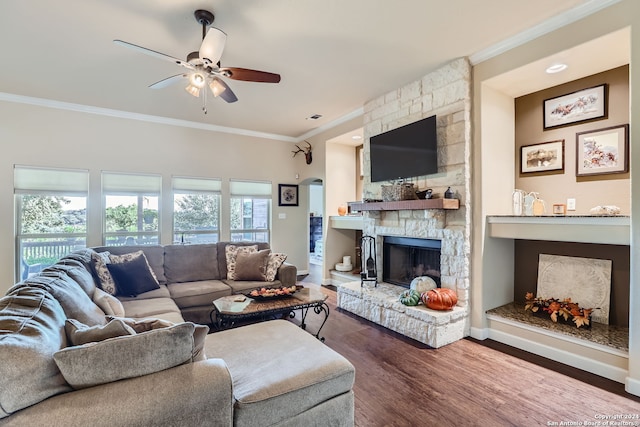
576,124,629,177
543,84,607,130
520,139,565,174
278,184,299,206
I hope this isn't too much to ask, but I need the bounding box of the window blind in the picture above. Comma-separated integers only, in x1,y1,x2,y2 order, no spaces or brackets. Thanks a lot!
229,180,271,196
172,176,221,192
102,172,161,193
14,165,88,194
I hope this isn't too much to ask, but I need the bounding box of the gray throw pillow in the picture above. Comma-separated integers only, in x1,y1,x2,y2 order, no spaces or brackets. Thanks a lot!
107,255,160,297
54,322,196,389
65,318,135,346
234,249,270,281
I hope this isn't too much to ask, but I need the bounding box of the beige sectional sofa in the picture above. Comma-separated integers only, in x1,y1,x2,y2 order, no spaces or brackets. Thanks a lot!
0,243,356,426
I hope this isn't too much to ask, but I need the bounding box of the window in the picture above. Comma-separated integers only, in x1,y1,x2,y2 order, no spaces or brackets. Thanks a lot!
229,180,271,242
102,172,161,246
14,166,89,281
173,176,221,244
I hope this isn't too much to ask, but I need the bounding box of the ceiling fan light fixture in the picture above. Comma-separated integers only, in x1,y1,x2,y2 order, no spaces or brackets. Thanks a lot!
209,77,227,97
190,72,206,87
185,84,201,97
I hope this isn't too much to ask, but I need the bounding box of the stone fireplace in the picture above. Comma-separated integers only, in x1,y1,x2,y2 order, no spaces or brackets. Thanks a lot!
336,58,472,348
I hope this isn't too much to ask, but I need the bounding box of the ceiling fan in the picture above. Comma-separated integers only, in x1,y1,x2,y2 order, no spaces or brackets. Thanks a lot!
114,9,281,112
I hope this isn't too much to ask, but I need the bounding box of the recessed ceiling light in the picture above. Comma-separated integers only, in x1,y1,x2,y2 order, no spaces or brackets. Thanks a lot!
351,135,362,140
546,63,568,74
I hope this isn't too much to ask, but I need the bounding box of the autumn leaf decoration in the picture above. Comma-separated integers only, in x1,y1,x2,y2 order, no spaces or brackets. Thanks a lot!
525,292,596,329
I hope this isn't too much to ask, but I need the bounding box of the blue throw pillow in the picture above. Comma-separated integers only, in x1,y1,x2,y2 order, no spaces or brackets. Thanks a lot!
107,255,160,297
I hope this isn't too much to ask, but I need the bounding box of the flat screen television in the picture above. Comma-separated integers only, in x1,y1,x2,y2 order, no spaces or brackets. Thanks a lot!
369,115,438,182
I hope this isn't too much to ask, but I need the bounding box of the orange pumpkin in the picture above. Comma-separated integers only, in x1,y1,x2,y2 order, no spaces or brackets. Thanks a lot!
422,288,458,310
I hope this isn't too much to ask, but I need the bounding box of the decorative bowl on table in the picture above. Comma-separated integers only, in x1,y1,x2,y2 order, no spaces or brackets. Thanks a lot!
246,285,301,300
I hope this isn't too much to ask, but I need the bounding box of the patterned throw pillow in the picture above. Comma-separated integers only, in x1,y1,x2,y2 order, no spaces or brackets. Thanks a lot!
225,245,258,280
91,251,115,294
265,253,287,282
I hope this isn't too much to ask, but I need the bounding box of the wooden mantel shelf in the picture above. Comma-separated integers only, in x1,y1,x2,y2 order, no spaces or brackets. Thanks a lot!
349,198,459,212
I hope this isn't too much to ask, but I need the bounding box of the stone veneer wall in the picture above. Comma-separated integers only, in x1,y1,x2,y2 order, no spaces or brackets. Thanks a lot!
338,58,472,345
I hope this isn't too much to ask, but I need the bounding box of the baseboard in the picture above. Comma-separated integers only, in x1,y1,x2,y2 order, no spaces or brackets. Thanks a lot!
626,376,640,397
470,327,489,340
488,328,628,383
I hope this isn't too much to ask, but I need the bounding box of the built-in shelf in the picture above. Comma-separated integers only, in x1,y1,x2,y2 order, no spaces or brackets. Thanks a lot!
487,215,630,245
330,215,364,230
349,198,459,212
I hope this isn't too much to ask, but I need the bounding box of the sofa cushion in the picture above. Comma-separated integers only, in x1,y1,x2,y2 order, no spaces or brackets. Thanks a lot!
94,245,166,284
54,322,197,389
224,245,258,280
44,258,97,298
163,244,219,283
234,249,270,281
92,288,125,317
167,280,231,309
204,320,355,426
0,287,72,419
119,297,182,320
117,284,171,301
25,272,107,327
265,253,288,282
107,255,160,297
65,318,135,346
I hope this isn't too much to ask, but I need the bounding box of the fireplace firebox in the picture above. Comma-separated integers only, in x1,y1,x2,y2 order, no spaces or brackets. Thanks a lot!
382,236,441,288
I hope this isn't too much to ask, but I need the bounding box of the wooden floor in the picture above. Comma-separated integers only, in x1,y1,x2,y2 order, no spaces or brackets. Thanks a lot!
297,268,640,427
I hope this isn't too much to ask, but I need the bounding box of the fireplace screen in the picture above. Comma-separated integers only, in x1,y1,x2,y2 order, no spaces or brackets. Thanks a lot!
383,236,441,287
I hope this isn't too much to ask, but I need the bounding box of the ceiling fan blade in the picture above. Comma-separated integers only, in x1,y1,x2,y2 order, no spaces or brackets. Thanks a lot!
209,77,238,103
219,67,281,83
113,40,194,70
149,74,187,89
199,28,227,66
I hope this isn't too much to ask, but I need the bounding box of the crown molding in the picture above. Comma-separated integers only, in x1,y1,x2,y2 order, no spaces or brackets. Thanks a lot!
469,0,623,65
0,92,298,143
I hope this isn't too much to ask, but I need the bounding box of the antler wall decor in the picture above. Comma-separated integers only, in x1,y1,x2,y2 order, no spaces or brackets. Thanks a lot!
292,141,313,164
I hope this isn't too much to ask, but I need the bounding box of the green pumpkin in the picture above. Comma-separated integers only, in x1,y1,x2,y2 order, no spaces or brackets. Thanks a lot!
399,289,421,306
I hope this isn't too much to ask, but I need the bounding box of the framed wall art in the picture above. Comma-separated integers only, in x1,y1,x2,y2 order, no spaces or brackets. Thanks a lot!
543,84,607,130
520,139,565,174
576,124,629,177
278,184,299,206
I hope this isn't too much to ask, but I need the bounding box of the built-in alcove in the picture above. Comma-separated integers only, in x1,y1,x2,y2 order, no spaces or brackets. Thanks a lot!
513,239,630,327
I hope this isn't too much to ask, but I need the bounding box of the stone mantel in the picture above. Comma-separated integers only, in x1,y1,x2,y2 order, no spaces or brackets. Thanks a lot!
487,215,630,245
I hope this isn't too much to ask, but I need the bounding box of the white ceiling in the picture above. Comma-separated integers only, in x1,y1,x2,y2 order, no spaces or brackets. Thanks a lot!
0,0,622,141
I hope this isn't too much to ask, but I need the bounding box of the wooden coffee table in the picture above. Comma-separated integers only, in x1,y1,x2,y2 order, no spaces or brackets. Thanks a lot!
212,286,330,341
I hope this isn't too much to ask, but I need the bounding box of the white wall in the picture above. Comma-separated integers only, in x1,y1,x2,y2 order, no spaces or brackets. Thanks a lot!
0,101,308,294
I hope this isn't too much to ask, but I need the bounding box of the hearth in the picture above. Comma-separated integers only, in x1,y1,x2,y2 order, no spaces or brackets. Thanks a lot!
382,236,441,287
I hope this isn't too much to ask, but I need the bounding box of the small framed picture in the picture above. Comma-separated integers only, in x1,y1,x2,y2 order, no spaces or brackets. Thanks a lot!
278,184,299,206
576,124,629,177
543,84,607,130
520,139,565,174
552,204,566,215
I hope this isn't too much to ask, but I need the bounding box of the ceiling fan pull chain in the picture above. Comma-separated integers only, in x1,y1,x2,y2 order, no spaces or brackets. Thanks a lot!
202,86,208,114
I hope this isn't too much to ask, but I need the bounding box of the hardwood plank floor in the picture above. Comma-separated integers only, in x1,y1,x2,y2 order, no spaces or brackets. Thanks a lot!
297,271,640,427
